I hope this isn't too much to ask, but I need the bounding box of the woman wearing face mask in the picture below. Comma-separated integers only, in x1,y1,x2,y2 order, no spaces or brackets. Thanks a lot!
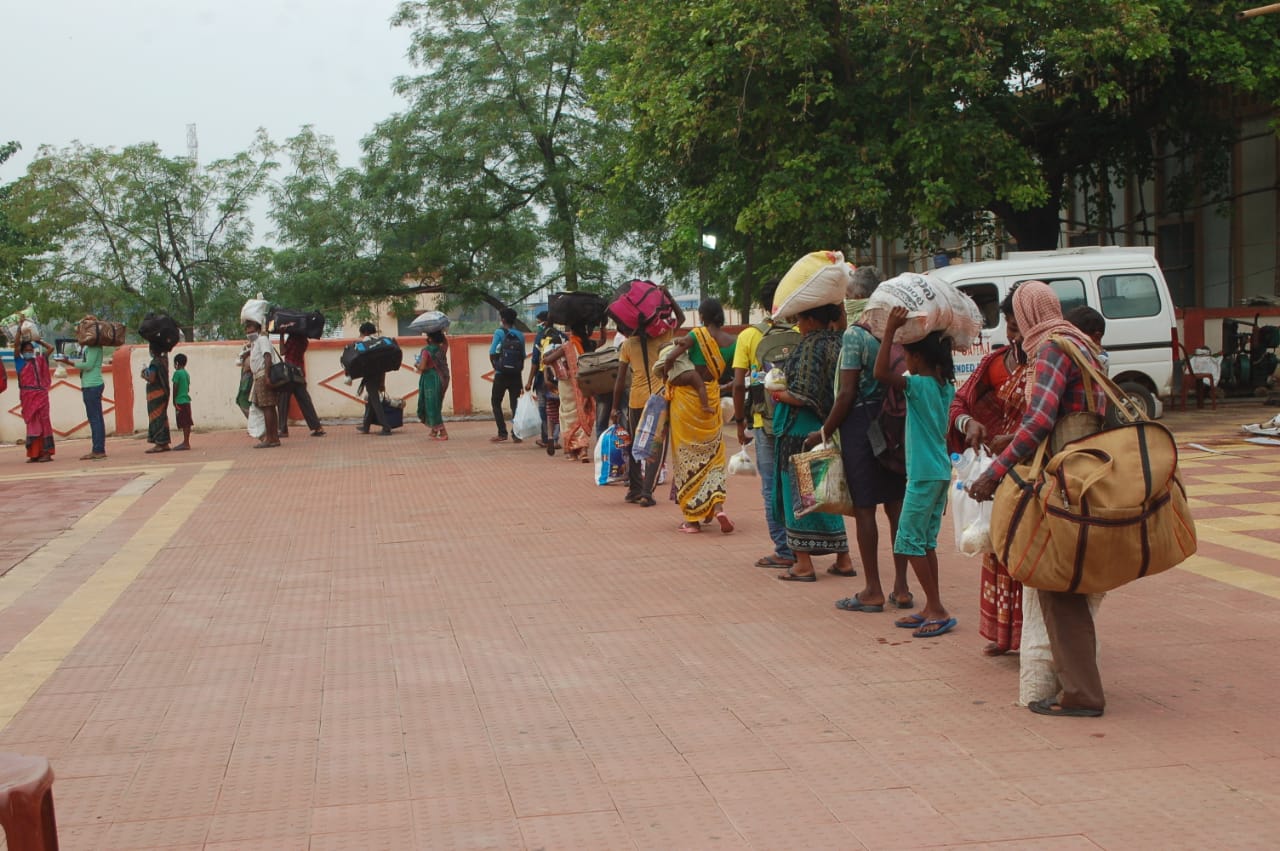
13,319,56,463
947,284,1029,656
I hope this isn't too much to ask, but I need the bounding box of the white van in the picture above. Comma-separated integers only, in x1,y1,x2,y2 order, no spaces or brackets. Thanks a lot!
931,247,1176,418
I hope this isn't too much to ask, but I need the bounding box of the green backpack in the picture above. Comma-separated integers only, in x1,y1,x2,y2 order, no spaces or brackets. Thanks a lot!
748,322,802,436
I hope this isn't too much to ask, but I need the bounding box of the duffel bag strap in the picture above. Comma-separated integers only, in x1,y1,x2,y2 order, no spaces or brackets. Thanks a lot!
1049,335,1146,424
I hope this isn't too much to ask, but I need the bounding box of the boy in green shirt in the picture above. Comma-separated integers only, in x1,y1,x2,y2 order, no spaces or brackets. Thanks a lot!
77,344,107,460
172,353,193,451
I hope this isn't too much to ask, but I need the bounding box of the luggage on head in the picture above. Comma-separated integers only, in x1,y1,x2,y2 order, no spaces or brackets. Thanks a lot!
341,336,403,378
861,272,983,349
772,251,853,324
240,297,270,327
547,291,608,328
138,312,181,352
575,347,620,396
607,280,678,338
267,308,326,339
408,310,450,335
76,315,128,347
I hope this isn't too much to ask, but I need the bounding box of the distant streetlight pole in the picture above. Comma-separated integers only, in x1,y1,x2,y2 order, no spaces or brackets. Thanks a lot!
698,231,717,306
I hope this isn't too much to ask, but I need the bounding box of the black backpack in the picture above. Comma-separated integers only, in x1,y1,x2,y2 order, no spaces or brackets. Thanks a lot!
496,329,525,374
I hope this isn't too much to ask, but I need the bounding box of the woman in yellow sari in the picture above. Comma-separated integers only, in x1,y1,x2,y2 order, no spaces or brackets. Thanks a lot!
662,299,737,533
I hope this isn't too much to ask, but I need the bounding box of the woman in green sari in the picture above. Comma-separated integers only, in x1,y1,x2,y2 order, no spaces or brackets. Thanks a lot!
416,330,450,439
771,303,854,581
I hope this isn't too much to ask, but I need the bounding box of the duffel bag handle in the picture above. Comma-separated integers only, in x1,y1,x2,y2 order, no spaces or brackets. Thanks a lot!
1049,335,1146,424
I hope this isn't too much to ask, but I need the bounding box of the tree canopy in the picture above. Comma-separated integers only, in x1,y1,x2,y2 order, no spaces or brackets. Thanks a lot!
5,134,276,339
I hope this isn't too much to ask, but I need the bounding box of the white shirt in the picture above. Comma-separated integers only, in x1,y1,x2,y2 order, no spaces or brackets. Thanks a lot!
248,335,273,377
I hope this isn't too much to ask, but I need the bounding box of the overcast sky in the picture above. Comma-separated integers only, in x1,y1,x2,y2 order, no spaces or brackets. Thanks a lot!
1,0,416,179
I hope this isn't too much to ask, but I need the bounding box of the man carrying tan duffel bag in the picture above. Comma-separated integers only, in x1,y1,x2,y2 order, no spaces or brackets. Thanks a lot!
967,282,1196,719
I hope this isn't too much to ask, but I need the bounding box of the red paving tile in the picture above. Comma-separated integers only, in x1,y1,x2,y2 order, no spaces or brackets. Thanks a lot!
0,403,1276,849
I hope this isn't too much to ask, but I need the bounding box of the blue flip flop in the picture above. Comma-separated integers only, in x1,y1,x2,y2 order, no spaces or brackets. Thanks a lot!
835,596,884,613
912,617,958,638
895,613,927,629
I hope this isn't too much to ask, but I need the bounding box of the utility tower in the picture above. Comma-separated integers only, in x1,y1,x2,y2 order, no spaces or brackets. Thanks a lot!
186,123,205,261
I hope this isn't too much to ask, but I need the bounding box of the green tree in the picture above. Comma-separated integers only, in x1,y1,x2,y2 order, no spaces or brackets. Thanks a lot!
5,133,277,339
585,0,1280,261
362,0,629,307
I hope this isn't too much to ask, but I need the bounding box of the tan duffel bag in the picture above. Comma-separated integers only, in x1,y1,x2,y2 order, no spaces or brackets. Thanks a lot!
76,315,127,347
990,336,1197,594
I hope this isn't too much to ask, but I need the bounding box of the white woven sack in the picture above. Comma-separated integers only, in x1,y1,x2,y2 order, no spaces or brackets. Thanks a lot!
862,274,982,349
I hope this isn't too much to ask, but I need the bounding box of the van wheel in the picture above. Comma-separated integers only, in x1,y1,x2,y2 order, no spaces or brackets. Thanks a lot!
1117,381,1157,420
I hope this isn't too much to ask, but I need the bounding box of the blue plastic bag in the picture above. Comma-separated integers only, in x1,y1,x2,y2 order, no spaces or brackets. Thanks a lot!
594,425,630,486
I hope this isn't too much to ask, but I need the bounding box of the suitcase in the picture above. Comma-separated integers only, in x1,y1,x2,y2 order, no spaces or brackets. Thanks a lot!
76,316,128,347
341,337,403,378
137,312,181,352
267,308,325,339
575,347,619,396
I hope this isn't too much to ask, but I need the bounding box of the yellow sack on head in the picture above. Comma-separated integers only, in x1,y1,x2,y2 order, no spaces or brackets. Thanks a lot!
772,251,853,323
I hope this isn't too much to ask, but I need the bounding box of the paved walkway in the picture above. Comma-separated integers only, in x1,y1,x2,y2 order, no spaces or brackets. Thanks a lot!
0,403,1277,850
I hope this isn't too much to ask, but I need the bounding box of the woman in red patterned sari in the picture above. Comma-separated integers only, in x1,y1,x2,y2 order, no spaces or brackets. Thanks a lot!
948,288,1029,656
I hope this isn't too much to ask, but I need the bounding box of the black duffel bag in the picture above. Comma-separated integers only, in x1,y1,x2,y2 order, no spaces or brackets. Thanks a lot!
340,336,402,379
268,308,325,339
137,312,181,352
547,291,607,328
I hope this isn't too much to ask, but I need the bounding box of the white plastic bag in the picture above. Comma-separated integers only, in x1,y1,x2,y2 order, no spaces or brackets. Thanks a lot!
1019,588,1104,706
240,297,269,326
594,425,628,486
513,393,541,440
247,404,266,439
728,446,756,476
951,448,994,556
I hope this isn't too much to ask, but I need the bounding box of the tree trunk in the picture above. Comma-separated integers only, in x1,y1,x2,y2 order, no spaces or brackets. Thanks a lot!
739,237,755,324
991,183,1064,251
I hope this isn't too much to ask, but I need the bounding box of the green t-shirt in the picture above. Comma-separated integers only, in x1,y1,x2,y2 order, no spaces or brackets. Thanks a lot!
903,374,955,482
172,368,191,405
838,325,882,402
79,346,104,388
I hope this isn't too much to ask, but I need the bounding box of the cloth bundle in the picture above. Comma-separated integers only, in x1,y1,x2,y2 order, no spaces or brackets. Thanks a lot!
862,273,983,349
240,297,270,327
772,251,854,324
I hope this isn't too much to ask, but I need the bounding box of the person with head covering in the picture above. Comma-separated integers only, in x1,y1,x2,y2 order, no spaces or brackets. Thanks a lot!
244,318,280,447
416,329,450,439
141,342,174,453
12,322,56,462
525,309,561,448
968,281,1108,717
770,302,854,578
948,284,1030,654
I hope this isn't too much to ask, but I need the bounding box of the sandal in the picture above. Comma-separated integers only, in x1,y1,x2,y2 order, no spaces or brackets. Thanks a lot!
777,570,816,582
145,446,170,454
755,555,796,568
894,613,927,629
835,595,883,612
912,617,958,638
677,523,702,534
635,495,656,507
715,512,734,534
826,566,857,577
888,591,915,610
1028,699,1103,718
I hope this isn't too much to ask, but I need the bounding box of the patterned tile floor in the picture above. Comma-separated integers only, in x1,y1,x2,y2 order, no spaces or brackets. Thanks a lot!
0,401,1277,850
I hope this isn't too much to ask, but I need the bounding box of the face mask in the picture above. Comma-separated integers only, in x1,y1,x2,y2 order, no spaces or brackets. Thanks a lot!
844,298,868,325
246,331,259,341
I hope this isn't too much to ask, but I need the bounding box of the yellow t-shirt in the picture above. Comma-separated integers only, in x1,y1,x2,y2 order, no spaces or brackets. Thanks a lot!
732,325,766,428
618,332,672,409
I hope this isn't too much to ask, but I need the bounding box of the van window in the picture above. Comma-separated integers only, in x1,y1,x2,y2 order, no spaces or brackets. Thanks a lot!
1017,278,1088,314
1099,274,1162,319
957,283,1000,328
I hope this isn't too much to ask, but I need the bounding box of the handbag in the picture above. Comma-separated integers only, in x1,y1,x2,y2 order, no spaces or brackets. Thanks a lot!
268,349,305,389
790,437,855,517
990,336,1197,594
631,393,669,462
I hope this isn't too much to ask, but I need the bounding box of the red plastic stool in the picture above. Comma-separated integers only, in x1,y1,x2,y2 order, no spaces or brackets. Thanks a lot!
0,753,58,851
